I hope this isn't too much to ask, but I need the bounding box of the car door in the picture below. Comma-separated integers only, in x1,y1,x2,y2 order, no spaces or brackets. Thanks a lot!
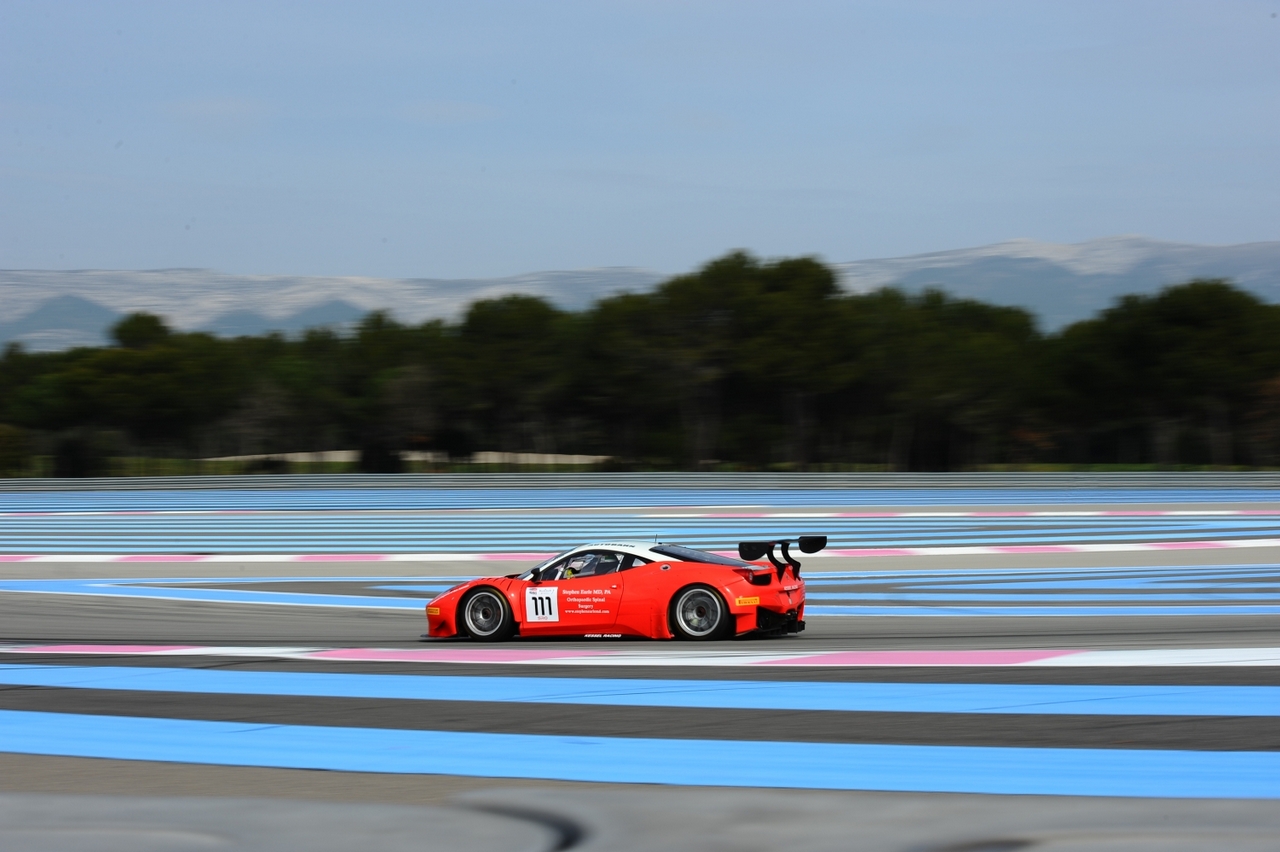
520,550,627,634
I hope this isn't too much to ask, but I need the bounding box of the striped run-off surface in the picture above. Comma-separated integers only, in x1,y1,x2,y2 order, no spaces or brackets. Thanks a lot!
0,480,1278,804
5,562,1280,617
6,644,1280,671
1,485,1278,511
5,508,1280,554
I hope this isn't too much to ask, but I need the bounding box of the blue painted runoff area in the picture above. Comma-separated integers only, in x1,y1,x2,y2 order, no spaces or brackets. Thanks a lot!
3,487,1277,513
374,584,465,593
807,592,1280,602
807,604,1280,617
0,709,1274,798
0,579,430,610
5,511,1280,552
2,665,1277,716
806,565,1280,582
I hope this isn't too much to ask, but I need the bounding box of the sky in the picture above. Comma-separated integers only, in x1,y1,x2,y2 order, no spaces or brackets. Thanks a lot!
2,0,1278,279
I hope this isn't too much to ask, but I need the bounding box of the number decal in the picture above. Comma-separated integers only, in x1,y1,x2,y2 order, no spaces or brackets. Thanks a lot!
525,586,559,622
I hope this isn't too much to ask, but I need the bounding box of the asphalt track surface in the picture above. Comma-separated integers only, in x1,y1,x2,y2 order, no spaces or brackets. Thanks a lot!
2,485,1279,849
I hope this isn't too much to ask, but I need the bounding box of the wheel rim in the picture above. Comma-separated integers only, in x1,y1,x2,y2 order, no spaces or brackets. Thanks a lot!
676,588,722,637
464,591,504,636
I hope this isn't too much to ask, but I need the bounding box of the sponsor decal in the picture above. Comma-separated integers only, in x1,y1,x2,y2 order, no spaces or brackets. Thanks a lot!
525,586,560,622
426,606,441,616
735,596,760,606
584,633,623,638
562,588,614,615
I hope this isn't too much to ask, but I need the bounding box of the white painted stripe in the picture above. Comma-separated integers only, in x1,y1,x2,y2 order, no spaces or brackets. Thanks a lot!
1042,648,1280,667
1029,511,1103,516
530,654,801,667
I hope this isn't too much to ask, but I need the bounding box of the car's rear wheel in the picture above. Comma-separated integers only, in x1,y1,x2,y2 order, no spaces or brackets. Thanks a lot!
670,585,732,640
461,588,515,641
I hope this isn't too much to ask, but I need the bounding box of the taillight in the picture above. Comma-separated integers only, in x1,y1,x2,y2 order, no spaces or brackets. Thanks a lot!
734,568,773,586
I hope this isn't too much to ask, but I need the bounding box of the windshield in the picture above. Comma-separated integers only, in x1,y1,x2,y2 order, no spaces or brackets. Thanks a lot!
519,549,573,580
650,544,750,567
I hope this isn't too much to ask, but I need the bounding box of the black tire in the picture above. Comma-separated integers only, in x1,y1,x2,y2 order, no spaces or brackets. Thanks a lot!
460,588,516,642
669,584,732,641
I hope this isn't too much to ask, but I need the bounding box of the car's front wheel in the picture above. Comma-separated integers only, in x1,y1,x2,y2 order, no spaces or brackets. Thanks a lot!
461,588,516,641
670,585,732,640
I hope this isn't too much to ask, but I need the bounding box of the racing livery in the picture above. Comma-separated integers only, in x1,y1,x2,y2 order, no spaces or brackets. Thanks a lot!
425,536,823,641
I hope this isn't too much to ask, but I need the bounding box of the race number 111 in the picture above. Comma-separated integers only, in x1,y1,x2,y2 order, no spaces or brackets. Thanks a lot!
525,587,559,622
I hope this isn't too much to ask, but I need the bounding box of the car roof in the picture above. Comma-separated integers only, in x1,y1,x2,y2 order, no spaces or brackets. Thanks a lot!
569,542,747,562
572,542,663,556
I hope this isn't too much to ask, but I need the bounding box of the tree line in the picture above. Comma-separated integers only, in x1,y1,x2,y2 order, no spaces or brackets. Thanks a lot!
2,251,1279,475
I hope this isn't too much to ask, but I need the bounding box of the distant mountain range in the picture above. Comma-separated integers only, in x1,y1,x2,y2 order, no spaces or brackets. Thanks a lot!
2,237,1277,350
833,236,1280,330
0,267,664,350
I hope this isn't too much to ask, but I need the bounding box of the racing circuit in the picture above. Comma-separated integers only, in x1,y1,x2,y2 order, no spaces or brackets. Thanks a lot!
1,475,1278,850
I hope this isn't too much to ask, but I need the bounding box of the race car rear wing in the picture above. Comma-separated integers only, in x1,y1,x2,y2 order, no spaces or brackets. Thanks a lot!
737,535,827,578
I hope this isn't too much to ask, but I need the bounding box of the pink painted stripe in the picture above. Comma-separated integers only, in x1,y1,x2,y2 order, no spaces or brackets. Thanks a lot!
758,649,1081,667
306,648,607,663
0,555,36,562
17,644,198,655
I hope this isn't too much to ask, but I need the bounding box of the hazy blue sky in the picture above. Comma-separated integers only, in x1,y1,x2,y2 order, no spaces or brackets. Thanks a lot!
2,1,1277,278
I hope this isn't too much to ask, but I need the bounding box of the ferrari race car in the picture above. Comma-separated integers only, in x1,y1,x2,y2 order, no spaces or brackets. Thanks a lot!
425,536,824,641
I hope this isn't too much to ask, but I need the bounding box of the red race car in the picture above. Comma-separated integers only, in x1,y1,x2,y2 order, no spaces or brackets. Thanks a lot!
424,536,824,641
